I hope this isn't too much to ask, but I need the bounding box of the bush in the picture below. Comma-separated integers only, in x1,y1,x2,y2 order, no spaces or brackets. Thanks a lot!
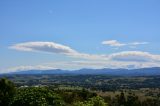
10,87,65,106
74,96,108,106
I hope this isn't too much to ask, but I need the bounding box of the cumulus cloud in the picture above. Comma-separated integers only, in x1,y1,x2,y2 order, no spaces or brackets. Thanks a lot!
102,40,148,47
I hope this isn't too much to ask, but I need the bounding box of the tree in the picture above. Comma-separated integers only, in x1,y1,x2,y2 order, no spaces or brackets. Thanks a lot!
126,92,140,106
0,78,15,106
10,87,65,106
118,91,126,106
74,96,108,106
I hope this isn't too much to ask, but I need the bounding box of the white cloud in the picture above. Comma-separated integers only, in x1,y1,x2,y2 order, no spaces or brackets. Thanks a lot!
10,42,160,63
10,42,77,55
102,40,148,47
10,41,106,60
5,60,160,73
102,40,126,47
129,42,149,45
4,61,107,73
6,65,57,73
7,41,160,73
108,51,160,62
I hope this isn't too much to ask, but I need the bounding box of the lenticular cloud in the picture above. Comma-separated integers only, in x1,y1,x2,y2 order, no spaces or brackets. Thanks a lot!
10,41,77,55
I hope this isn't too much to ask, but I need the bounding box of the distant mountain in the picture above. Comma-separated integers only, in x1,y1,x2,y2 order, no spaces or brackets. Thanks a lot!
5,67,160,76
8,69,69,75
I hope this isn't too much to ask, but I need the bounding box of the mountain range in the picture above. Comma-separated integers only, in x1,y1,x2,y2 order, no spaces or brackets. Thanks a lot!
5,67,160,76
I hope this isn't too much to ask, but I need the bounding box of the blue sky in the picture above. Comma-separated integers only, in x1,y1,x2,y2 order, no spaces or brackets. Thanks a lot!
1,0,160,72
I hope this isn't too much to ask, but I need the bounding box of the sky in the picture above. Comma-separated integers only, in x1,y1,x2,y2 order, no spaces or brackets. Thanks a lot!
1,0,160,73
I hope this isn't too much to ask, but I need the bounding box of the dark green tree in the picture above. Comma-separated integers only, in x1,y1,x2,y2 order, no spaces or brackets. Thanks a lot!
0,78,16,106
142,98,160,106
118,92,126,106
126,92,140,106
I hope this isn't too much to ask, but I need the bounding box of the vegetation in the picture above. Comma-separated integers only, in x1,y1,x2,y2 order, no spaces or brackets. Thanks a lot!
10,87,65,106
2,75,160,91
0,78,15,106
0,75,160,106
73,96,108,106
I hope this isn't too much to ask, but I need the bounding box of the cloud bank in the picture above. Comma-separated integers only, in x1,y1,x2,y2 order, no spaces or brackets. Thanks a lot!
109,51,160,62
10,42,160,62
7,41,160,72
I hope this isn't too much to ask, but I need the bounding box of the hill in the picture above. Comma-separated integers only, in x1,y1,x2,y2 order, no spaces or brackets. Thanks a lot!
5,67,160,76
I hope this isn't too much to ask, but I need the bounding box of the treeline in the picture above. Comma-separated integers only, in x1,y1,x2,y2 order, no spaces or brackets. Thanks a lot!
4,75,160,91
103,92,160,106
0,78,160,106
